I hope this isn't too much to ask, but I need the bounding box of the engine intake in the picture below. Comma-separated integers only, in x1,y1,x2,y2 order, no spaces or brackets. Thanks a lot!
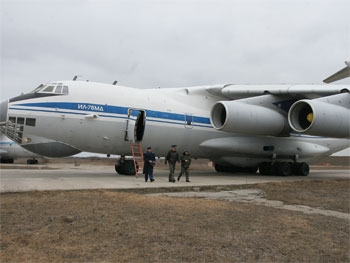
210,101,287,136
288,93,350,138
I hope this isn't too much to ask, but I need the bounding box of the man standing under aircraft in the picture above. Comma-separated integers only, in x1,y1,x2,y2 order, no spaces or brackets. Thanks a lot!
143,146,156,182
165,145,180,183
178,150,192,182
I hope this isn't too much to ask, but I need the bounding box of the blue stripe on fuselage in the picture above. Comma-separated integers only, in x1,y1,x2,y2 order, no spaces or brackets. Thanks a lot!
0,142,16,146
10,102,212,126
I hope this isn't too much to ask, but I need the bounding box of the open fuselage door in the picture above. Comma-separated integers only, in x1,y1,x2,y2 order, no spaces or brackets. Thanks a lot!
124,109,146,142
121,109,146,177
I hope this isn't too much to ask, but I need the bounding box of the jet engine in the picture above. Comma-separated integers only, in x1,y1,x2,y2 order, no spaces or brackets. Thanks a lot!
210,98,288,136
288,93,350,138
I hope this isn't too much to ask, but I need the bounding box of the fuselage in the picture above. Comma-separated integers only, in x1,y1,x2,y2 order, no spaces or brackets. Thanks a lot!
0,80,349,167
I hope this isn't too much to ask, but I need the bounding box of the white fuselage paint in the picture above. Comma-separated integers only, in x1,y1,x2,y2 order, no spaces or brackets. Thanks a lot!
4,81,350,167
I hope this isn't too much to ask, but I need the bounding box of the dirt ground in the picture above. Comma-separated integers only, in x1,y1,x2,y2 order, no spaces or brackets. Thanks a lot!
1,178,349,263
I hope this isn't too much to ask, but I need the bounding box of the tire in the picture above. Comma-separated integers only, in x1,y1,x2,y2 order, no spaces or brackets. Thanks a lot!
215,164,257,174
1,157,14,164
27,159,38,165
259,162,272,175
246,166,258,174
277,162,292,176
214,164,224,172
115,160,136,175
295,162,309,176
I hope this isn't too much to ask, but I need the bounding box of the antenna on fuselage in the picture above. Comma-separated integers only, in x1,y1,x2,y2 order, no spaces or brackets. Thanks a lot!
113,81,118,85
72,75,82,81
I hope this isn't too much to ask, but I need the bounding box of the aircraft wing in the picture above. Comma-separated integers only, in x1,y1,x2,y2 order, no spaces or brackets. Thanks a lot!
205,62,350,99
323,61,350,83
205,84,348,99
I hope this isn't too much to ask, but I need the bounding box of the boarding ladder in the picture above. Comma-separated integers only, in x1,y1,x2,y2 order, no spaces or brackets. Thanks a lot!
0,121,23,144
130,141,144,178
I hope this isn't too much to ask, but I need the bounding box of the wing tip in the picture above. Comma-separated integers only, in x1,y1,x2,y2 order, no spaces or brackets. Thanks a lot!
323,61,350,83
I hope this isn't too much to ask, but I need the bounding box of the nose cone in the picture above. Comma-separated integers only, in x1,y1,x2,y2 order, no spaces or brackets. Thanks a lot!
0,100,8,123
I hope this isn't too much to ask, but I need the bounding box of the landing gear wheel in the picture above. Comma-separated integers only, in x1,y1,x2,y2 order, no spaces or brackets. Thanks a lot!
246,166,258,174
259,162,273,175
0,157,14,164
26,159,38,165
215,164,257,173
294,162,309,176
277,162,292,176
214,164,225,172
115,160,137,175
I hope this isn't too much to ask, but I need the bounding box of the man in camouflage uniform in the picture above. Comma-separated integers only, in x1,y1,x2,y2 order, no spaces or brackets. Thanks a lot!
178,150,192,182
165,145,180,183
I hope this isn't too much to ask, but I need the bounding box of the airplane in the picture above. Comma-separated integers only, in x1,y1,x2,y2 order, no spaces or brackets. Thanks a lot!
0,62,349,176
0,133,40,164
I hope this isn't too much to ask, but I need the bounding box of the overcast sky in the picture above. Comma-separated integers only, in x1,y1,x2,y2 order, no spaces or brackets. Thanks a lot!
1,0,349,101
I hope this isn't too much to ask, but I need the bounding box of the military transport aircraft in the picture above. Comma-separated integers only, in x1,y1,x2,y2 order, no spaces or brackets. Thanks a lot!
0,133,39,164
0,62,349,176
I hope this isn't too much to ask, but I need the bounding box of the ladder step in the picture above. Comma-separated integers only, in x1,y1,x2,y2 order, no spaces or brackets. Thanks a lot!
130,142,144,177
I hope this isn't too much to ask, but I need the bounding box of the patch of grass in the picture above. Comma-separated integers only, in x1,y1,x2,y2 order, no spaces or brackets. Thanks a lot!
256,179,350,213
1,180,349,262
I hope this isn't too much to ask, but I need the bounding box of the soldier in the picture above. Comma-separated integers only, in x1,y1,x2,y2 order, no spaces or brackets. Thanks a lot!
165,144,180,183
178,150,192,182
143,146,156,182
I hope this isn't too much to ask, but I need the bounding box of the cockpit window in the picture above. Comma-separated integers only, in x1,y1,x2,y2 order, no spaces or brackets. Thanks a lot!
62,86,69,94
10,82,69,103
31,82,69,95
55,85,63,94
42,85,55,92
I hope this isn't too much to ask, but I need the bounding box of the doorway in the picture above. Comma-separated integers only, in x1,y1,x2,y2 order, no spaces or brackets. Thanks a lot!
124,109,146,142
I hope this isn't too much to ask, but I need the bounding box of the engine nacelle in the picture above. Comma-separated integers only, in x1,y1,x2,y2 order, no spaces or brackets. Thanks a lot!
288,93,350,138
210,101,287,136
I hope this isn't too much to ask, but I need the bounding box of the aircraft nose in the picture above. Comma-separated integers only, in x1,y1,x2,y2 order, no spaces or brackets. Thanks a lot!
0,100,9,123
